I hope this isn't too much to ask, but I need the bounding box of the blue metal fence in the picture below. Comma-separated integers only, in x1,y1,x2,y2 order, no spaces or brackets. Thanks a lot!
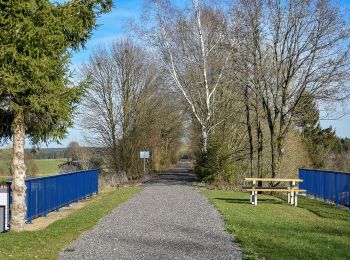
299,168,350,207
7,169,98,222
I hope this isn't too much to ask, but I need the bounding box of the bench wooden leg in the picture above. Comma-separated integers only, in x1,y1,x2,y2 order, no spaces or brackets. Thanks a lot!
287,192,291,203
254,191,258,205
294,192,298,207
250,191,258,205
290,191,294,205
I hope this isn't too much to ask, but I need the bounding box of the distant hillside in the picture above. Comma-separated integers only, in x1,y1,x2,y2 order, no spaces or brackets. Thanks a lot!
28,148,68,160
0,147,107,160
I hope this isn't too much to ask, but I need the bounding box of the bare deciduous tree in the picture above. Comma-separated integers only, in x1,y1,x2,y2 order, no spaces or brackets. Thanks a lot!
80,39,184,180
231,0,350,178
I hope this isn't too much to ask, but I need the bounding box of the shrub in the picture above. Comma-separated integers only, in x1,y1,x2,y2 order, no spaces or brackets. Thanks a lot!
0,166,7,177
27,161,40,176
194,165,215,183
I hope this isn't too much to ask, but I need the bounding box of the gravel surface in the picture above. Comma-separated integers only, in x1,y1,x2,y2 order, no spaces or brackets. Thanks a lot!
59,161,242,260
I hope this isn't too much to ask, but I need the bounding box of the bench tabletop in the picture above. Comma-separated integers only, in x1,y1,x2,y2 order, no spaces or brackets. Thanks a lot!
244,178,303,182
244,188,306,192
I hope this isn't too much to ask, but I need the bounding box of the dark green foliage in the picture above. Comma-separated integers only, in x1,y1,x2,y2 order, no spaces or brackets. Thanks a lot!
194,164,214,183
303,126,336,168
0,0,112,144
194,143,231,184
294,92,319,131
332,137,350,154
30,148,67,159
295,93,336,168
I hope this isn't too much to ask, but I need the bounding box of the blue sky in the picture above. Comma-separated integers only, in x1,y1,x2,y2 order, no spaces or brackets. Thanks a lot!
69,0,143,71
45,0,145,148
19,0,350,148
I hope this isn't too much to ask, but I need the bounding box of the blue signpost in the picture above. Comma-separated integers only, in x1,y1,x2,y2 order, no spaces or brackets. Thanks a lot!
140,151,150,178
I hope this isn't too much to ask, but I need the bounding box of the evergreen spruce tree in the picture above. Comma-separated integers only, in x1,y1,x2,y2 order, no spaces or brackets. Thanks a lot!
295,93,336,169
0,0,112,231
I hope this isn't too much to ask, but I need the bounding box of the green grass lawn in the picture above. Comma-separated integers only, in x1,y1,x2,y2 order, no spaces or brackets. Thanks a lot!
202,189,350,260
0,187,140,260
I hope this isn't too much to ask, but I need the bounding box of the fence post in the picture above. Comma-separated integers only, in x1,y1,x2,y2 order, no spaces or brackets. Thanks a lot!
335,173,339,206
56,177,60,212
27,181,31,223
44,179,47,217
323,173,326,203
7,182,11,227
96,169,99,195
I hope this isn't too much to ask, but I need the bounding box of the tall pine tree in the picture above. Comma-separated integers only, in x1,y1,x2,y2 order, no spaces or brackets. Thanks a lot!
0,0,112,231
295,92,336,169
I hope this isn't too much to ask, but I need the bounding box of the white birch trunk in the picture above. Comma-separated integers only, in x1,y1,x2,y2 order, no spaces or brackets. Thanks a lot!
201,125,208,161
10,110,27,232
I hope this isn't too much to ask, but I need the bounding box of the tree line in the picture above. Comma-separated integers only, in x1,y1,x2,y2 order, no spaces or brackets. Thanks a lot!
79,40,184,182
134,0,350,186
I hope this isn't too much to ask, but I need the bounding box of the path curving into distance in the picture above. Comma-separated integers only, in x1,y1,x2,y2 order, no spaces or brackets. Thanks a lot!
59,161,242,260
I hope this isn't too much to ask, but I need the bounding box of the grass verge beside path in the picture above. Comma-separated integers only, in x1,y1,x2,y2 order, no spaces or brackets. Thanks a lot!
0,187,141,260
202,189,350,260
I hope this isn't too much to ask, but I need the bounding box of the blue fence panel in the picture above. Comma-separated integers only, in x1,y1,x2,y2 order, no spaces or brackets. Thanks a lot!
299,168,350,207
7,169,99,222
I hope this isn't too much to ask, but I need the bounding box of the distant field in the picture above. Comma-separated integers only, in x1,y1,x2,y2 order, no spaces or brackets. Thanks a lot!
34,159,67,175
0,160,10,176
0,159,67,179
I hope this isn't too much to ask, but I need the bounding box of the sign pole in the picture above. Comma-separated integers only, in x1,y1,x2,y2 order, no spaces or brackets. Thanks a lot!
143,157,146,178
140,151,150,180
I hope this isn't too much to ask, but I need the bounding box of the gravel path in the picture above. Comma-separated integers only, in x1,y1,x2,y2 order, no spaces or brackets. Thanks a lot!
59,161,242,260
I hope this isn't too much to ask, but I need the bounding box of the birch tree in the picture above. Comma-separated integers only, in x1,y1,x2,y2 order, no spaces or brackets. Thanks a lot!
139,0,231,162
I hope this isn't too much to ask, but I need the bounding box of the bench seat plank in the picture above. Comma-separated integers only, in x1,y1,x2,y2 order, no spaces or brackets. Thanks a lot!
242,186,290,190
244,178,303,182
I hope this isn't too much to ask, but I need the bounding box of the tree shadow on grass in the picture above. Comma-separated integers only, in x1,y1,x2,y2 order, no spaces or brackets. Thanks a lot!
215,198,284,205
274,194,350,221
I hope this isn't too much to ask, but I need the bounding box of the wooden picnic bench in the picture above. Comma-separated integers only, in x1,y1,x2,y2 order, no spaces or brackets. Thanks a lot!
242,178,306,206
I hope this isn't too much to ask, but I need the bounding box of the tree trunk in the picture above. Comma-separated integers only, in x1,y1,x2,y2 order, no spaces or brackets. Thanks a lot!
255,105,263,188
244,86,254,177
276,135,284,176
201,125,208,164
269,129,277,179
257,121,263,178
254,94,263,179
10,110,27,232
